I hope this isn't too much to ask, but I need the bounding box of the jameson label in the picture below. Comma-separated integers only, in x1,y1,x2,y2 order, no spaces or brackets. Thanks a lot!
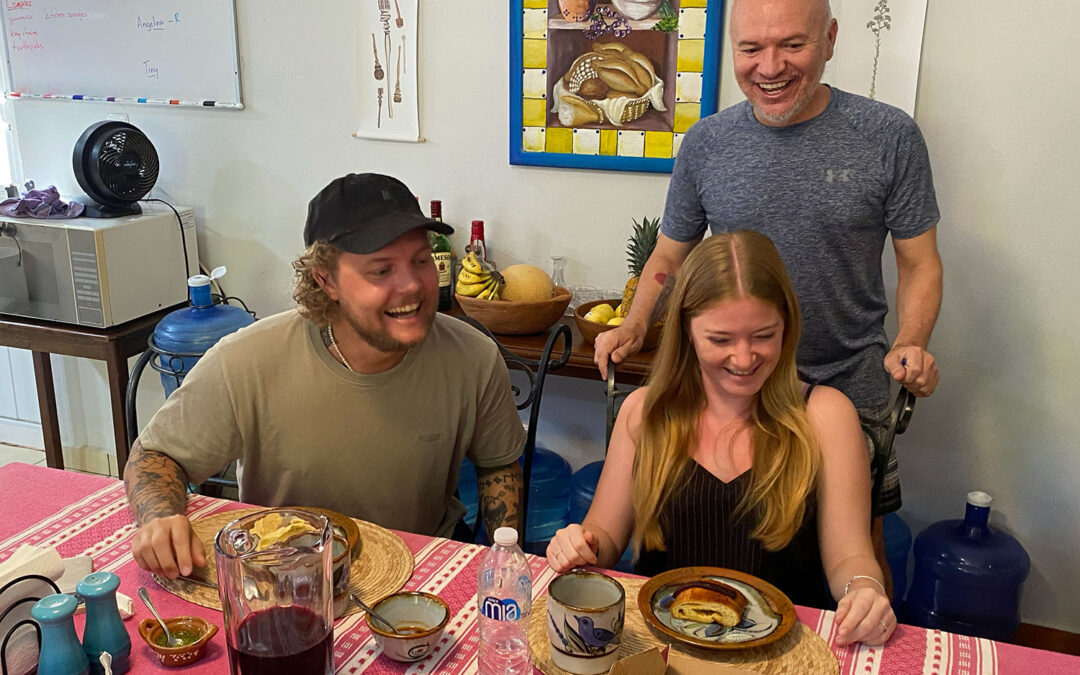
433,251,452,286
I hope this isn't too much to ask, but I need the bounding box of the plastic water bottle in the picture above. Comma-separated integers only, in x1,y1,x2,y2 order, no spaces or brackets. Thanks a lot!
477,527,532,674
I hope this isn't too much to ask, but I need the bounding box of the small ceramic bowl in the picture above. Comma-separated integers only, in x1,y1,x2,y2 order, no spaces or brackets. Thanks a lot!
138,615,218,667
365,591,450,662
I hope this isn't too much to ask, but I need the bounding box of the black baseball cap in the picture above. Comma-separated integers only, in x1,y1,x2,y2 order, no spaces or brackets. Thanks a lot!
304,173,453,254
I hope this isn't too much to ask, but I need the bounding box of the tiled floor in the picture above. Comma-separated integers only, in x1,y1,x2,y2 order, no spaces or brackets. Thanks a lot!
0,442,116,477
0,442,46,468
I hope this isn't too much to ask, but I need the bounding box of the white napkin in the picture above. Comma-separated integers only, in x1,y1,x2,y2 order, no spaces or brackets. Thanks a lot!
0,545,65,675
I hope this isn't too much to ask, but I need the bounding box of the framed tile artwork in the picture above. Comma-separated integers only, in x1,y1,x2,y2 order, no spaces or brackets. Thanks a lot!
510,1,724,173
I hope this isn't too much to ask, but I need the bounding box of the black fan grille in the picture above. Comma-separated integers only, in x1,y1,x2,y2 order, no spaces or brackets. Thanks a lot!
96,129,159,200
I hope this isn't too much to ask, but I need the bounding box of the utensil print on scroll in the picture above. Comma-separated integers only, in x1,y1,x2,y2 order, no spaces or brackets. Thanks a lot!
393,46,402,104
371,33,384,80
393,0,404,27
378,0,393,118
377,87,383,128
401,35,406,75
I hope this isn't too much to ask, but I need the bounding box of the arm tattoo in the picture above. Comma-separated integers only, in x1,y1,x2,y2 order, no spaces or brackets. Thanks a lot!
124,440,190,526
648,273,677,327
477,461,523,538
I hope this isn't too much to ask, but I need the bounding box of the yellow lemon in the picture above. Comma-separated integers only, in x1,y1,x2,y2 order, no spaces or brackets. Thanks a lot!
606,317,624,326
586,303,616,324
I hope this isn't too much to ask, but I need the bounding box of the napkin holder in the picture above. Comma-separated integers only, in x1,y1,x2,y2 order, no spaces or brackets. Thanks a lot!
0,574,61,675
610,646,757,675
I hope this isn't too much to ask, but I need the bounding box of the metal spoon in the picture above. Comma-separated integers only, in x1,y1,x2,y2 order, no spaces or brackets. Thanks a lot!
137,587,179,647
351,593,402,635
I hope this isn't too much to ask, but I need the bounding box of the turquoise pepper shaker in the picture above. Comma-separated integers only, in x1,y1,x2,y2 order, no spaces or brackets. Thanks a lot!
30,594,89,675
76,572,130,674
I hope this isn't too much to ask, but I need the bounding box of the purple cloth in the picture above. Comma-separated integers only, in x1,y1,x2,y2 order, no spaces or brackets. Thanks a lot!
0,186,84,219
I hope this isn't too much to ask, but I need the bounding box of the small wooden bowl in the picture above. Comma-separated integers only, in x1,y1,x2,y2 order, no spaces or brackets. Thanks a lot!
456,286,572,335
138,616,218,667
574,298,663,351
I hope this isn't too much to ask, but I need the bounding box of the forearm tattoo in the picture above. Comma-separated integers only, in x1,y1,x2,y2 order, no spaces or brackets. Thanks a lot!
124,442,189,526
648,273,676,327
477,462,523,538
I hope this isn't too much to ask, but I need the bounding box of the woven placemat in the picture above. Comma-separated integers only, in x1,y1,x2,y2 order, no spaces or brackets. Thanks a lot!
154,508,413,618
529,576,838,675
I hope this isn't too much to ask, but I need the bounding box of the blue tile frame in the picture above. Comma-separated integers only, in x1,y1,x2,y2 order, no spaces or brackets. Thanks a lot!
509,0,724,173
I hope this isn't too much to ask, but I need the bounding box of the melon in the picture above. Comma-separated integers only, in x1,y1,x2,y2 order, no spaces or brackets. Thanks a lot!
500,264,555,302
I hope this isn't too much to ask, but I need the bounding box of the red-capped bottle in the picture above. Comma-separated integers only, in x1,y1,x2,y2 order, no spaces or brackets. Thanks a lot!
469,220,489,265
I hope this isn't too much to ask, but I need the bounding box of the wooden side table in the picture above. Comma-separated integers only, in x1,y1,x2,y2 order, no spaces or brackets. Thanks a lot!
0,305,184,479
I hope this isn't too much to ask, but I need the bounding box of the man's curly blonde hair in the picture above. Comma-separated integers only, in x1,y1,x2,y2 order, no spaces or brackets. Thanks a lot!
292,241,342,326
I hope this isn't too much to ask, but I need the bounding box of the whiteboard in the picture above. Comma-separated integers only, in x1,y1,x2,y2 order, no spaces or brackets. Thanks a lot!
1,0,242,108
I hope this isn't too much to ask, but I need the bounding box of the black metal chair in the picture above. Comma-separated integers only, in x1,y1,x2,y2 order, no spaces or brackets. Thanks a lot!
125,337,238,497
869,386,916,517
453,317,572,542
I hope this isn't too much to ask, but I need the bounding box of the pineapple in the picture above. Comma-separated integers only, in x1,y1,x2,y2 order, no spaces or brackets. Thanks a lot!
617,216,660,318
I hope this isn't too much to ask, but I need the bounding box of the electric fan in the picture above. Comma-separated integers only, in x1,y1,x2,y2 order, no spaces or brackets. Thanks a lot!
72,121,159,217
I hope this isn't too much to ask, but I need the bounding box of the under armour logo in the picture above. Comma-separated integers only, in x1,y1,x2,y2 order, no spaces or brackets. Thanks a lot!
381,189,393,201
825,169,853,183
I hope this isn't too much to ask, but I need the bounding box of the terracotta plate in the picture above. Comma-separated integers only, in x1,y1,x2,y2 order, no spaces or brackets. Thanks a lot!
637,566,796,650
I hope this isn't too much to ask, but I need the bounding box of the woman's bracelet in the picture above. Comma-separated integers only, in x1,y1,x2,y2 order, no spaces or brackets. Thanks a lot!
843,575,886,597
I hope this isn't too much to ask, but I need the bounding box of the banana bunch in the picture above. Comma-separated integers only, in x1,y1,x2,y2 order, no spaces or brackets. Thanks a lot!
456,252,504,300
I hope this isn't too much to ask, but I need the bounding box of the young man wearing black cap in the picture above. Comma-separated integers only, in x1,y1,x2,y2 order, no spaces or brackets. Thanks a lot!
124,174,526,579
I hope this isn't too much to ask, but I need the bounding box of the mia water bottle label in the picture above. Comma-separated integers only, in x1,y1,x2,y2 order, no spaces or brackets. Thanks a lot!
481,596,522,621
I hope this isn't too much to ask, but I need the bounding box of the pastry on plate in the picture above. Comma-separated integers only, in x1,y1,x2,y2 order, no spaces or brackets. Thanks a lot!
670,581,748,626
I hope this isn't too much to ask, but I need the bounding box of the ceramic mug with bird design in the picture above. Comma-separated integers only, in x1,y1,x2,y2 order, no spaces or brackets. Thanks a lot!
546,570,625,674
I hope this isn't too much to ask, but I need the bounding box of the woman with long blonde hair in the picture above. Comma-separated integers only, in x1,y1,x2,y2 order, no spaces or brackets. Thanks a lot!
548,231,895,645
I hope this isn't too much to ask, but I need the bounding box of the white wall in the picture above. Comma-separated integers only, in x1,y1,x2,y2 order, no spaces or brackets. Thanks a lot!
6,1,1079,631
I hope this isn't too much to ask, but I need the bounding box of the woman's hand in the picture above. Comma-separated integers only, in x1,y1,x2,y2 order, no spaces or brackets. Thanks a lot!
546,524,599,573
834,581,895,646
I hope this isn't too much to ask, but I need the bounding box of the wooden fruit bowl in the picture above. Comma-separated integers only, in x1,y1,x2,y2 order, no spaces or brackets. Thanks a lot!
574,298,663,351
455,286,572,335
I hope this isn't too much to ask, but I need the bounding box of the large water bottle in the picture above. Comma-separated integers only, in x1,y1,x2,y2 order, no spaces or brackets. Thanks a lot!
152,267,254,396
882,512,912,614
523,448,571,554
570,461,635,572
907,491,1031,640
477,527,532,674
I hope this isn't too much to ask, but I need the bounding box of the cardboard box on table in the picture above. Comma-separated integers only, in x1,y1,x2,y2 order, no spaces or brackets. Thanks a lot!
609,646,756,675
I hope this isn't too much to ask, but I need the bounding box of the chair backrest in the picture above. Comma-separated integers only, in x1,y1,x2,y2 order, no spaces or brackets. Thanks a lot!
453,316,572,542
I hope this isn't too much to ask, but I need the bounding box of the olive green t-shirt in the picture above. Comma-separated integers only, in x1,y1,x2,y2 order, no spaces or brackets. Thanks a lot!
139,310,525,537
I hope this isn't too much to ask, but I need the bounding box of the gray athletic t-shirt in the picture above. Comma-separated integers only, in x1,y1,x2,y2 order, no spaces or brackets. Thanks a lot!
662,87,939,407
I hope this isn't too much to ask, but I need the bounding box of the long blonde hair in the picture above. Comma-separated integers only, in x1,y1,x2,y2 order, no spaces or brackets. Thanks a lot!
631,231,820,553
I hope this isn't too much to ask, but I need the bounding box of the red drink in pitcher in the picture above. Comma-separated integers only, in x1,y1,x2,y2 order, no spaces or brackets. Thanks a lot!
227,606,332,674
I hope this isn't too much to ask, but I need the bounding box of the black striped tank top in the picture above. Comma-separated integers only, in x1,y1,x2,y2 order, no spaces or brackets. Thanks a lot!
634,386,832,609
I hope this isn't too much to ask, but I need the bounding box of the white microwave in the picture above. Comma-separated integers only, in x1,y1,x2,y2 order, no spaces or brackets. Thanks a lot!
0,203,198,327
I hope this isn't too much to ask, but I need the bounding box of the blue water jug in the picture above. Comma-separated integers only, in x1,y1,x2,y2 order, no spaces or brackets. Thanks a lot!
522,448,570,553
458,449,573,551
882,512,912,613
570,460,604,524
152,267,254,396
459,458,479,530
908,491,1030,640
569,460,634,572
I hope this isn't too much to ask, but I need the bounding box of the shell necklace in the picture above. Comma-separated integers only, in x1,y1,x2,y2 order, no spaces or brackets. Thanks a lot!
326,324,355,373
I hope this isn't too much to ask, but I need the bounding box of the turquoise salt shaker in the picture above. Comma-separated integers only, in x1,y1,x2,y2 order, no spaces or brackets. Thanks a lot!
76,572,131,674
30,594,89,675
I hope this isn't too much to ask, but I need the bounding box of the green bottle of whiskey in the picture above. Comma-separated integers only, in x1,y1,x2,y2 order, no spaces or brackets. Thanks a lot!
430,200,453,311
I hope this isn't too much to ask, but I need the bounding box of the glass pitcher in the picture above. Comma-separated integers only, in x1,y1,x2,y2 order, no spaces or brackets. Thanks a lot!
215,509,334,675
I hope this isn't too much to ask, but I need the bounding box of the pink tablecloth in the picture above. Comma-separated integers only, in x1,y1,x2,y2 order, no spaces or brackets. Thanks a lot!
1,463,1076,674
